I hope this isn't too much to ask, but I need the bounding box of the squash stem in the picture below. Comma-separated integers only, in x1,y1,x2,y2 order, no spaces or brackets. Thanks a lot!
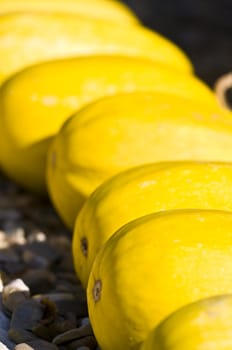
214,72,232,110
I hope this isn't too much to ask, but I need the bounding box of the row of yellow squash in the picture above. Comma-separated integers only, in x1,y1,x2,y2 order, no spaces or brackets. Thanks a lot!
0,1,232,350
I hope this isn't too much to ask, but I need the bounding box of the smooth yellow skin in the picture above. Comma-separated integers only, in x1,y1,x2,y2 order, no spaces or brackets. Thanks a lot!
47,91,232,228
0,11,192,84
73,161,232,288
0,56,213,194
0,0,139,24
87,209,232,350
141,294,232,350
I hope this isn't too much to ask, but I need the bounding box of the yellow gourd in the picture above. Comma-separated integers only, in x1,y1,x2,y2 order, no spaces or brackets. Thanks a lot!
0,57,212,194
47,91,232,227
140,294,232,350
0,0,139,24
87,209,232,350
73,160,232,288
0,11,192,84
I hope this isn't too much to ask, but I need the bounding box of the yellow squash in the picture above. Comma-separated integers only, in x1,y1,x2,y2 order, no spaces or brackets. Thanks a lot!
47,91,232,227
87,209,232,350
0,11,192,84
73,161,232,288
0,56,213,194
140,294,232,350
0,0,139,24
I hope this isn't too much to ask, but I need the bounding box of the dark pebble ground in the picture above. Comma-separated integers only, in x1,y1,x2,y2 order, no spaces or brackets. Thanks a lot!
0,172,101,349
0,1,231,349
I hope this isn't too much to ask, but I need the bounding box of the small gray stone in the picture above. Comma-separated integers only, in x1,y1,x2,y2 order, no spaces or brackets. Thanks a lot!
2,279,30,313
0,329,16,350
0,248,20,264
0,342,10,350
22,242,61,269
33,293,87,317
66,336,97,350
21,269,56,295
52,324,93,345
14,344,33,350
9,299,44,343
80,318,90,327
15,340,59,350
0,311,10,330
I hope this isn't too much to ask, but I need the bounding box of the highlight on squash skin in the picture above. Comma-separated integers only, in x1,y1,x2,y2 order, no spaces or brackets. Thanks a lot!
47,90,232,233
0,11,193,85
72,160,232,288
0,55,213,195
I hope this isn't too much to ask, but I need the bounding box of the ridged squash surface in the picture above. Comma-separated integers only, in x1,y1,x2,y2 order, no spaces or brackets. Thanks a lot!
0,11,192,84
87,209,232,350
46,91,232,226
73,161,232,288
0,57,212,193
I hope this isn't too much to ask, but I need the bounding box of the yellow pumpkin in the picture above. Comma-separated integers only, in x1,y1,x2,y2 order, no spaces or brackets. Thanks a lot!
0,56,211,194
47,91,232,227
87,209,232,350
73,160,232,288
140,294,232,350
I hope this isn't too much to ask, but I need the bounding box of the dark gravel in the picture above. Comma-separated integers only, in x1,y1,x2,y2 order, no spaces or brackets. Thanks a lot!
0,173,99,349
